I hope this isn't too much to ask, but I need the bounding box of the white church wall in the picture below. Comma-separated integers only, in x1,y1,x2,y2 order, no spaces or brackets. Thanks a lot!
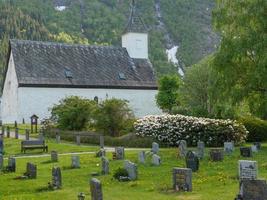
17,87,161,123
122,33,148,59
1,52,19,123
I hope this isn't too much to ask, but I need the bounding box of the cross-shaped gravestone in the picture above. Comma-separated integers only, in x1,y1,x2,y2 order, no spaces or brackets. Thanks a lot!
173,168,192,192
51,151,58,162
209,149,224,162
25,162,37,179
101,157,109,175
124,160,138,181
224,142,234,154
178,140,187,158
239,160,257,180
71,156,80,169
138,151,146,164
7,157,16,172
115,147,125,160
186,151,199,172
51,167,62,189
90,178,103,200
197,141,205,159
152,142,159,154
240,147,252,158
152,154,161,166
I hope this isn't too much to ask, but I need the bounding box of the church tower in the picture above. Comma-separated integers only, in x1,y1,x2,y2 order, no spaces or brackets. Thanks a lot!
122,0,148,59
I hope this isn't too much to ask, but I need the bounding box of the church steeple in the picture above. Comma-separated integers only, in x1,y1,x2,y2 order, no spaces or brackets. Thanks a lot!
122,0,149,59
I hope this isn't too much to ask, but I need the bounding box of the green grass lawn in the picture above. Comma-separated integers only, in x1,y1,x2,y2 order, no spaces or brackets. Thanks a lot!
0,139,267,200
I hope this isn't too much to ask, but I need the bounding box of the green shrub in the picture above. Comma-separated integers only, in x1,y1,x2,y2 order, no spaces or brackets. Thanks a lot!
239,116,267,142
113,168,129,181
50,96,96,131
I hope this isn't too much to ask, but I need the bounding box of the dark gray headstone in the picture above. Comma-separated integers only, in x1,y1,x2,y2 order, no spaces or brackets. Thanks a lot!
100,135,104,148
26,162,37,179
51,167,62,189
178,140,187,158
0,140,3,154
15,128,19,139
124,160,138,180
90,178,103,200
240,180,267,200
186,151,199,172
152,142,159,154
173,168,192,192
71,156,80,169
197,141,205,159
239,160,257,180
51,151,58,162
152,154,161,166
240,147,252,158
0,154,3,170
25,129,30,141
7,157,16,172
76,135,81,145
115,147,124,160
209,149,224,162
138,151,146,164
101,157,109,175
6,127,10,138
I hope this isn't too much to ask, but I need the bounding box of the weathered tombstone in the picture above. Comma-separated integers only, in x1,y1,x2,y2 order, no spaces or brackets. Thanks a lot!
152,154,161,166
209,149,224,162
6,126,10,138
25,162,37,179
71,156,80,169
0,140,3,154
138,151,146,164
240,147,252,158
76,135,81,145
152,142,159,154
51,167,62,189
239,180,267,200
178,140,187,158
251,145,258,153
100,135,104,148
173,168,192,192
15,128,19,139
124,160,138,180
186,151,199,172
96,148,106,158
224,142,234,154
77,192,85,200
254,142,261,150
25,129,30,141
90,178,103,200
239,160,257,180
115,147,125,160
56,133,61,143
51,151,58,162
7,157,16,172
197,141,205,159
0,154,3,170
101,157,109,175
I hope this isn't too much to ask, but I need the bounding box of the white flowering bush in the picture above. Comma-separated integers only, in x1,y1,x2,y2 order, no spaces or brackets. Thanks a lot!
134,114,248,147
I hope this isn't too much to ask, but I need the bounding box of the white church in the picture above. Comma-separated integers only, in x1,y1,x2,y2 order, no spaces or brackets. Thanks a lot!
1,2,161,123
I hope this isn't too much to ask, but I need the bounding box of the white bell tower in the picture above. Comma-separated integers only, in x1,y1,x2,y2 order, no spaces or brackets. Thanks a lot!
122,0,148,59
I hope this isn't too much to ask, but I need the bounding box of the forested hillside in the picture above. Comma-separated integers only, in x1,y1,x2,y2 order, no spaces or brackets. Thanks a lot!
0,0,218,86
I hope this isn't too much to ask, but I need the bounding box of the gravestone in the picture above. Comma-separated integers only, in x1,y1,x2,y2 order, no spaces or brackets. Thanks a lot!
124,160,138,180
76,135,81,145
178,140,187,158
71,156,80,169
1,126,4,136
51,151,58,162
77,192,85,200
209,149,224,162
25,129,30,141
56,133,60,143
239,180,267,200
224,142,234,154
15,128,19,139
138,151,146,164
186,151,199,172
25,162,37,179
239,160,257,180
197,141,205,159
240,147,252,158
101,157,109,175
14,121,17,128
115,147,125,160
254,142,261,150
0,140,3,154
173,168,192,192
152,142,159,154
7,157,16,172
251,145,258,153
6,126,10,138
100,135,104,148
0,154,3,170
152,154,161,166
51,167,62,189
96,148,106,158
90,178,103,200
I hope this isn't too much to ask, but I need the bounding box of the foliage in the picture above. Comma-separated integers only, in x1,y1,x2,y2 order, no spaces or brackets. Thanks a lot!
50,96,96,131
93,98,135,137
239,116,267,142
156,75,181,113
134,114,248,147
212,0,267,119
113,168,129,181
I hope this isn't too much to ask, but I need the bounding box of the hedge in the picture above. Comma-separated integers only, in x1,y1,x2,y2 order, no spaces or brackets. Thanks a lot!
134,114,248,147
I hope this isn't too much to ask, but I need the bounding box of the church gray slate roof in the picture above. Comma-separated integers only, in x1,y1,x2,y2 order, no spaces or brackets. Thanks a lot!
8,40,157,89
